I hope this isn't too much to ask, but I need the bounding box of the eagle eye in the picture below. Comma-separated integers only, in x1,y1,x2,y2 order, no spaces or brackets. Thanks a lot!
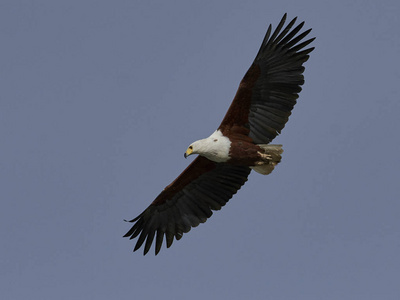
189,146,193,150
213,139,218,142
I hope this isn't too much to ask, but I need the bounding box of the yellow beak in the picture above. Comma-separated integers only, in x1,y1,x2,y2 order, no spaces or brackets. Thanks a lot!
184,147,193,158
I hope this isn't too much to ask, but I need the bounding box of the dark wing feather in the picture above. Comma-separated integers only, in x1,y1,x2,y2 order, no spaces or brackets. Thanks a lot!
219,13,315,144
124,156,250,255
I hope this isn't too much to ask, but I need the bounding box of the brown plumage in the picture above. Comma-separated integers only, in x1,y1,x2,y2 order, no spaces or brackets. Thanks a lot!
124,14,315,255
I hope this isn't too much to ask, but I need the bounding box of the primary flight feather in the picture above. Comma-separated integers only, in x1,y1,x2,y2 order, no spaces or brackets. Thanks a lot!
124,14,315,255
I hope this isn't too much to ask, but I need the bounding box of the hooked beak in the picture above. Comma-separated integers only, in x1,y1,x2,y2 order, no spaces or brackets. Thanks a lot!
184,147,193,159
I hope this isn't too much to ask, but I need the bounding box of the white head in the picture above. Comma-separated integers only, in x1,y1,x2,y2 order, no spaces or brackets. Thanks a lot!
184,130,231,163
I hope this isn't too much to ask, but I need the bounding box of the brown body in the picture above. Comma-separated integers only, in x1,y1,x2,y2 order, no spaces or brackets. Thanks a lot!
228,139,264,166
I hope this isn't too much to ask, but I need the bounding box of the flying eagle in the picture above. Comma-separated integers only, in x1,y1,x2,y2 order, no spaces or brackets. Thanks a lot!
124,14,315,255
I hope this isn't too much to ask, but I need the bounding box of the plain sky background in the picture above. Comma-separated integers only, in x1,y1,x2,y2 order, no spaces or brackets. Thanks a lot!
1,1,400,299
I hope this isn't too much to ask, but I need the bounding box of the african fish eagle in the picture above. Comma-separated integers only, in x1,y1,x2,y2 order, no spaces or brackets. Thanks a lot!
124,14,315,255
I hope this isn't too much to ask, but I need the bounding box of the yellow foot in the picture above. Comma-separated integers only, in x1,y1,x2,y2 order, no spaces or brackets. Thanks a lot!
258,152,272,161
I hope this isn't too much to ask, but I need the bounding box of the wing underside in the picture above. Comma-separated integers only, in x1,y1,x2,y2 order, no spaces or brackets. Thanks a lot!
219,14,315,144
124,157,250,255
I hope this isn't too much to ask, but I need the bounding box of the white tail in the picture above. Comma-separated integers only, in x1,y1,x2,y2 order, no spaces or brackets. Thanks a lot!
250,144,283,175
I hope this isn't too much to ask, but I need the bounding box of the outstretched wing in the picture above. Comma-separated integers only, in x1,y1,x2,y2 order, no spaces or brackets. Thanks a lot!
124,156,250,255
219,13,315,144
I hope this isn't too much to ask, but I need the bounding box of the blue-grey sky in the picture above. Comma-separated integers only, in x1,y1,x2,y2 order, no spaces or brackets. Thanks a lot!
2,1,400,299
